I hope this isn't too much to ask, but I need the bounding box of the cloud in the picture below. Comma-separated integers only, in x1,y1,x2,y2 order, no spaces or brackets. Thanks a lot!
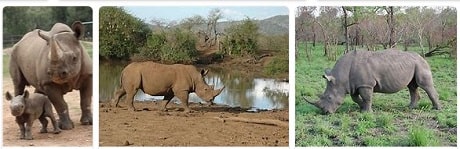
220,8,246,21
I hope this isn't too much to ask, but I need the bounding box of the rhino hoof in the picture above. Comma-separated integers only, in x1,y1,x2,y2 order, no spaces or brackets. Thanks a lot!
432,106,442,110
53,129,62,134
59,121,75,130
40,129,48,133
80,116,93,125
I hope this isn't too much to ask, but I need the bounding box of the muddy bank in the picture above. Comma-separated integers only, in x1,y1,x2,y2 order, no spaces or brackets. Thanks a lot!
99,101,288,146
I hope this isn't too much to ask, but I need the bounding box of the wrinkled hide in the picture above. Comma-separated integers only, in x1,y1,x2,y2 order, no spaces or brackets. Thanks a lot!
113,61,225,112
305,49,441,114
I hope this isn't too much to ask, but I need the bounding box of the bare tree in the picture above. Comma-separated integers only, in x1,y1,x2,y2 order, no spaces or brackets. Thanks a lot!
206,9,223,48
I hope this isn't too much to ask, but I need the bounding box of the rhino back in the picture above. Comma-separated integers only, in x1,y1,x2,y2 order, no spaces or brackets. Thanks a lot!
349,50,427,93
23,93,48,115
10,30,51,88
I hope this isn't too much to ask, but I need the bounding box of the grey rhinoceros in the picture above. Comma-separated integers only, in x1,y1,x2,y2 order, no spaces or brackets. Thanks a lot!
113,61,225,113
304,49,441,114
5,90,61,140
9,21,92,129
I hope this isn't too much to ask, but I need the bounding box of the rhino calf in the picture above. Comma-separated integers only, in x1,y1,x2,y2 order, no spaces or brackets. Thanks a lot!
113,61,225,112
304,49,441,114
5,90,61,140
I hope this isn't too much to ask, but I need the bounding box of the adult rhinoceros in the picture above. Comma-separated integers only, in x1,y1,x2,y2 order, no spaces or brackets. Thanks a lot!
304,49,441,114
9,22,92,129
113,61,225,113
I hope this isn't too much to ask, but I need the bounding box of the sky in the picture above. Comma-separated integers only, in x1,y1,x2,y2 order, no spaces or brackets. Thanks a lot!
124,6,288,23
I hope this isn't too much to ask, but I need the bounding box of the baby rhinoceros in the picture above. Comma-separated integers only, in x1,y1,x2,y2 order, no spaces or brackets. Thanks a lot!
5,90,61,140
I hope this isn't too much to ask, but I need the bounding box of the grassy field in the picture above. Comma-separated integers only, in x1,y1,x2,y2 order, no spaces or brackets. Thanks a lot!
295,43,457,146
3,41,93,77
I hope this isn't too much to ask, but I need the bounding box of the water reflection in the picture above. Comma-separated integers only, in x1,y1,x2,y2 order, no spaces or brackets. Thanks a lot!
99,62,289,110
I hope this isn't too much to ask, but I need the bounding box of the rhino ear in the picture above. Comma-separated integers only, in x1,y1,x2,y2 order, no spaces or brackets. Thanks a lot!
5,92,12,101
322,74,335,83
71,21,85,39
201,69,209,76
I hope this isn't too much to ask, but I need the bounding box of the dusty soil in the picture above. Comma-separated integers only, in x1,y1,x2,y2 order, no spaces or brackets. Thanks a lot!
99,101,288,146
3,77,92,147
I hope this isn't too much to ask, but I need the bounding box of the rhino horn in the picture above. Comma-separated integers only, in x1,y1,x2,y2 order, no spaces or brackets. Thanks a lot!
201,69,209,76
38,30,51,42
48,40,63,61
214,86,225,96
302,96,320,108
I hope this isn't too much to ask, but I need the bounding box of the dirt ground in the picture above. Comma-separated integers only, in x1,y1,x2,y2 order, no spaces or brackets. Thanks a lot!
3,77,93,147
99,101,288,146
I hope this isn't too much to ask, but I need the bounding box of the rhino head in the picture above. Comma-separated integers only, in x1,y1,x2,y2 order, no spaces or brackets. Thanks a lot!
304,69,345,114
5,90,29,116
195,69,225,103
38,21,85,84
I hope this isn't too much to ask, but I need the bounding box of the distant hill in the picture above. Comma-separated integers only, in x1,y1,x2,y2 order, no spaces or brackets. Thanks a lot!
149,15,289,36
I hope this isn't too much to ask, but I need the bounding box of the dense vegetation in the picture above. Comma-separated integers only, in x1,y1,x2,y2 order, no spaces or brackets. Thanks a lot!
3,6,93,47
99,7,288,76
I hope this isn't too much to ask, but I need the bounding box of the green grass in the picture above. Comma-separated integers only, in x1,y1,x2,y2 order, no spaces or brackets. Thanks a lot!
3,42,93,77
295,43,457,146
409,126,440,146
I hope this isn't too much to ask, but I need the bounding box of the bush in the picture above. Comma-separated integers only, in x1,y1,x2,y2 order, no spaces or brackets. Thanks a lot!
138,28,198,64
258,34,289,51
264,53,288,76
99,7,151,60
222,18,259,56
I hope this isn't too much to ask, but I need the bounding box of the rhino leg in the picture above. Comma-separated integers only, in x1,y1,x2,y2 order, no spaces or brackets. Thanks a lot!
113,88,126,108
419,85,441,110
125,91,136,111
416,72,442,110
351,94,364,110
358,87,373,112
38,116,48,133
10,62,27,96
161,94,174,111
17,121,26,139
79,77,92,125
24,119,34,140
408,84,420,109
176,91,192,113
44,102,61,134
45,86,74,130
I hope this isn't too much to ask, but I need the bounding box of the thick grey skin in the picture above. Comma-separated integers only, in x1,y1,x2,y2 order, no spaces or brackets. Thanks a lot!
113,61,225,113
9,22,93,130
5,90,61,140
307,49,441,114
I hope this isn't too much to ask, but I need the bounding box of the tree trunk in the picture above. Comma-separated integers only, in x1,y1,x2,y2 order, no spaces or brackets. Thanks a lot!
342,7,349,53
388,6,395,48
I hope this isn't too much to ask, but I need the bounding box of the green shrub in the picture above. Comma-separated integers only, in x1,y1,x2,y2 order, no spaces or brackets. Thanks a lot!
99,7,151,60
222,18,259,56
139,28,198,64
263,53,288,76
